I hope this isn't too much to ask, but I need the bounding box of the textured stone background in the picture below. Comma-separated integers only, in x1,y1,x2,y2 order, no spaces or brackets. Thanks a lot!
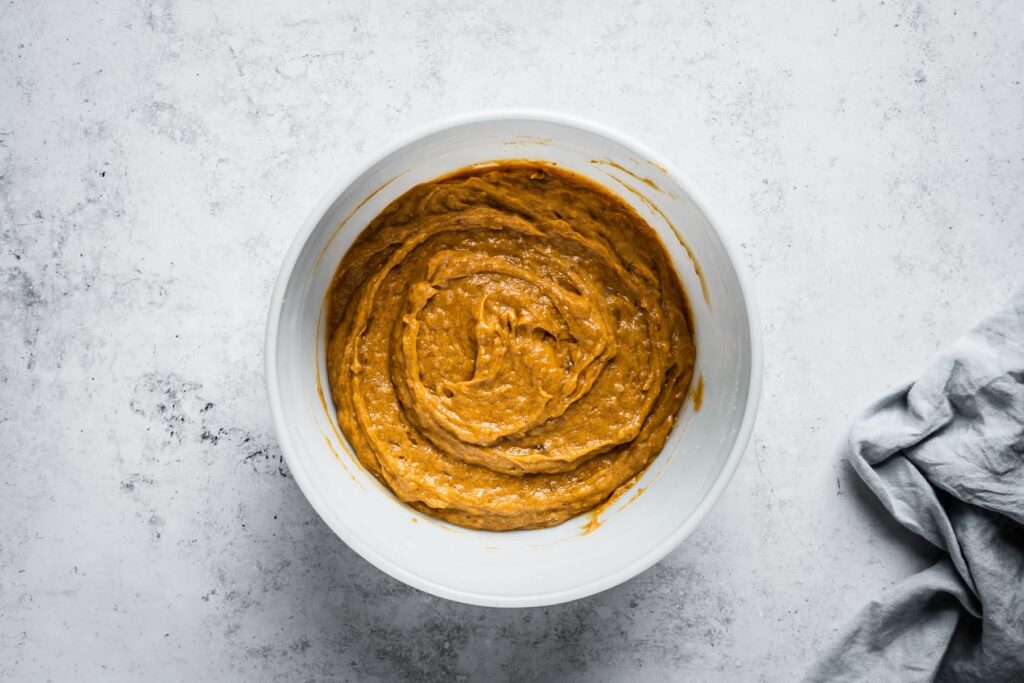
2,1,1022,680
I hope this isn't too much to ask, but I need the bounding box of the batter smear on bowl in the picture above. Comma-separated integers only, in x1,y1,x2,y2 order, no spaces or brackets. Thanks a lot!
326,161,695,530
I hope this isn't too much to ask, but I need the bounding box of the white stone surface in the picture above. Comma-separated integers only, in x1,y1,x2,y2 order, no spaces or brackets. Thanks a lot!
2,1,1022,680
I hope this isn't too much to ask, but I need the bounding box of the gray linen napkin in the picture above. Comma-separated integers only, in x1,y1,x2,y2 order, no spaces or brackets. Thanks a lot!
806,289,1024,682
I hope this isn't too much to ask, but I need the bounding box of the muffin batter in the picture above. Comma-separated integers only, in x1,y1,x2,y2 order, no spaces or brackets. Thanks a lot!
326,161,695,530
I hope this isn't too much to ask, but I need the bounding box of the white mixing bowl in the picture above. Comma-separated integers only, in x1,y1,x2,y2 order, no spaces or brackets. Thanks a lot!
266,110,761,607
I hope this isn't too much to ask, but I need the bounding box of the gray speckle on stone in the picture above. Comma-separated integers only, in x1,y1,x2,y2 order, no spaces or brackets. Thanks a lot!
1,1,1022,680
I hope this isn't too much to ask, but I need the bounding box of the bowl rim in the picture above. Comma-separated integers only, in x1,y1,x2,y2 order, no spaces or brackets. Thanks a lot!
265,108,763,607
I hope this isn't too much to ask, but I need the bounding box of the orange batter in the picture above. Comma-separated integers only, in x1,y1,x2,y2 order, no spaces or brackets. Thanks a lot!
326,161,695,530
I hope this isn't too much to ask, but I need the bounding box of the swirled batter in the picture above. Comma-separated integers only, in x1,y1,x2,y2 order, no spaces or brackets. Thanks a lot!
326,161,695,530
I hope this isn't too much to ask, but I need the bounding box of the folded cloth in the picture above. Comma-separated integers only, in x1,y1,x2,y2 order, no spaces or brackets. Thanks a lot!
806,289,1024,683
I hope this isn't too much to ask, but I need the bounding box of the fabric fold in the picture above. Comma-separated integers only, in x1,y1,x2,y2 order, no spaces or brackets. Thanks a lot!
806,289,1024,682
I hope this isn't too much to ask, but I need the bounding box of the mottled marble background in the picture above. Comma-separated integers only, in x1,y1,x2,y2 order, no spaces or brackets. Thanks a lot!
2,1,1022,680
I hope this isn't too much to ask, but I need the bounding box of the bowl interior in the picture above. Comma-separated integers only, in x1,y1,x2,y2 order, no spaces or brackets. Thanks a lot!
269,115,758,607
